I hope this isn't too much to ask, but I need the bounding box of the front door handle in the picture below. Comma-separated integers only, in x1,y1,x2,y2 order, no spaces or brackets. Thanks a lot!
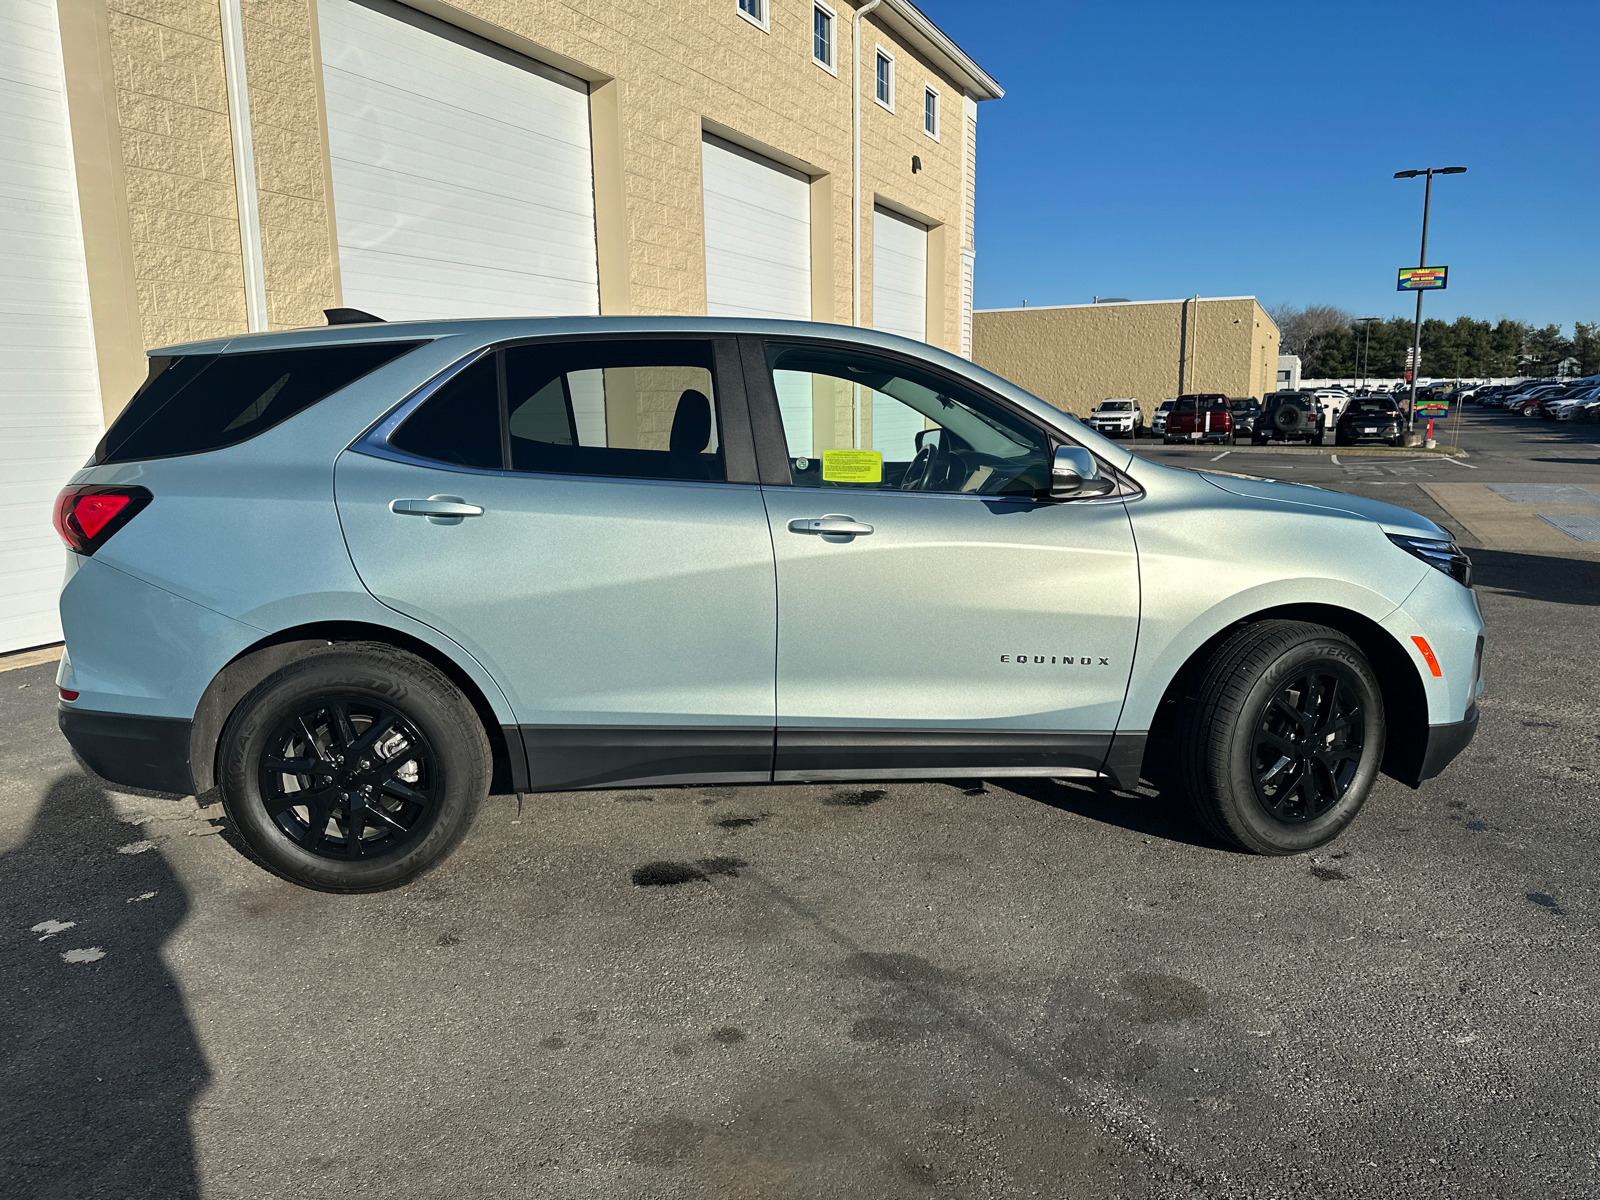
788,515,874,537
390,496,483,525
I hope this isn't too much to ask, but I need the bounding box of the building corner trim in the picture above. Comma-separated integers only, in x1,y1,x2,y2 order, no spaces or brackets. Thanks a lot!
219,0,268,331
56,0,146,421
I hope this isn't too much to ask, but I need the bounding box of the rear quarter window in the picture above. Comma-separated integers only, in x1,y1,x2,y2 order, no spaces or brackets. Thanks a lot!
93,341,425,465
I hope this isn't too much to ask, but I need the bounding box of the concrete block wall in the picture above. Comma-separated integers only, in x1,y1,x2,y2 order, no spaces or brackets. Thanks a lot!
241,0,339,330
972,298,1282,417
107,0,249,348
87,0,984,356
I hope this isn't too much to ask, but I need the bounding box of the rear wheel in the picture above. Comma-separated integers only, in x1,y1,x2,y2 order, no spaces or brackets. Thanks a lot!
219,643,490,892
1176,621,1385,855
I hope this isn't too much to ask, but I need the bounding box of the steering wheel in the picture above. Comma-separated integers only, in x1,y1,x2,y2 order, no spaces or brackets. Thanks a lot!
900,441,939,491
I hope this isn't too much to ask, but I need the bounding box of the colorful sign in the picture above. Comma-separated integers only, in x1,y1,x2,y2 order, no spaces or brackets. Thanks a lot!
1398,266,1449,291
1416,400,1449,415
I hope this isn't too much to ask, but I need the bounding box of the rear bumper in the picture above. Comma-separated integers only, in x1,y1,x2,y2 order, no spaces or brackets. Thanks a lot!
1417,705,1479,784
59,705,195,795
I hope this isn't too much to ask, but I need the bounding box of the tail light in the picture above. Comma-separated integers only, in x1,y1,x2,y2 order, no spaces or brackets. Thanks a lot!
52,485,152,555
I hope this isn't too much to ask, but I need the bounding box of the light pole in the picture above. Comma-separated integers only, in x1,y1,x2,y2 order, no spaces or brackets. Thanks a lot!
1394,166,1465,433
1356,316,1378,391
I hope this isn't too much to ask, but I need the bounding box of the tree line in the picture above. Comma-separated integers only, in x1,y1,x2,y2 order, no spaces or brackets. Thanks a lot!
1267,305,1600,380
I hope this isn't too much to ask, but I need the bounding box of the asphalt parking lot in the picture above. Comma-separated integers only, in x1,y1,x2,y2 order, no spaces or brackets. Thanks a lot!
4,407,1597,1200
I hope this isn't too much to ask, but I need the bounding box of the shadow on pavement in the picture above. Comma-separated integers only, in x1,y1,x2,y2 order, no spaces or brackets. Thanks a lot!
1001,775,1240,853
1469,547,1600,607
0,774,207,1199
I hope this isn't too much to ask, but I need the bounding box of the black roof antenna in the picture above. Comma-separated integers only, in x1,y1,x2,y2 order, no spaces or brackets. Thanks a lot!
324,307,386,325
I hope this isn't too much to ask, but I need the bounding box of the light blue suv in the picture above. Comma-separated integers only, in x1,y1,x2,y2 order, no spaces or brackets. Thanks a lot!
53,317,1483,891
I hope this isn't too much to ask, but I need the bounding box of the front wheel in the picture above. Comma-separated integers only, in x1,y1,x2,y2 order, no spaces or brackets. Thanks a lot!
219,643,491,892
1176,620,1386,854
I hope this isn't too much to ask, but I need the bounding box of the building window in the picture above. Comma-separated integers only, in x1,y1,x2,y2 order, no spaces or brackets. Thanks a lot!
813,3,834,71
737,0,767,32
874,48,894,111
923,85,939,139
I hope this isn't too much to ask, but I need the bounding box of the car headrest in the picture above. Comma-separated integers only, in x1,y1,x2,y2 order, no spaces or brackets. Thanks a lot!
670,389,712,455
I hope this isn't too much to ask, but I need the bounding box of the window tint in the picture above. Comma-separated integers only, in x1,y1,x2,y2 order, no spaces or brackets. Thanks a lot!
504,341,723,482
94,341,423,465
766,343,1049,496
389,353,502,470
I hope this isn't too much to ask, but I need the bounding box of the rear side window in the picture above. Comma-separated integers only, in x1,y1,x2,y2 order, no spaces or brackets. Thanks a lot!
94,341,424,465
387,340,726,484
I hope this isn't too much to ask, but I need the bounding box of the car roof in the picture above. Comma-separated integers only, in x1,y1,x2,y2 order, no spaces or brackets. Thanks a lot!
141,315,1116,456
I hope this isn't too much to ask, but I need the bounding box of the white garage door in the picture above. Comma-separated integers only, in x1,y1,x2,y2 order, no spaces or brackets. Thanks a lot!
0,0,104,653
702,135,811,452
701,136,811,321
870,207,928,459
318,0,599,321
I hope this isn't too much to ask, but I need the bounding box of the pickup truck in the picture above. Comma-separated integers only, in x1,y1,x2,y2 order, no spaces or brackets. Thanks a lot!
1163,393,1234,445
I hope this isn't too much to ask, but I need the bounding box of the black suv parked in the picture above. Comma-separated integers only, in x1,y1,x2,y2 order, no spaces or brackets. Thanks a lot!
1336,399,1403,446
1252,392,1325,446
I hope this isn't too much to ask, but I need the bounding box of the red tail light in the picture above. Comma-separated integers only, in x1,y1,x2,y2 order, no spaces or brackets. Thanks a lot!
52,486,152,555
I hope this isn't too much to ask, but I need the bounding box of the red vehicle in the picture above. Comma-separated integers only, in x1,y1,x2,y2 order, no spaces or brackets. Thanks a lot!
1162,393,1234,444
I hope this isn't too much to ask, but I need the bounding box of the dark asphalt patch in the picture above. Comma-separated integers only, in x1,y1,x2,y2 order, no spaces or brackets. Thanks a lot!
712,814,765,829
1527,892,1566,915
631,857,748,887
824,788,886,807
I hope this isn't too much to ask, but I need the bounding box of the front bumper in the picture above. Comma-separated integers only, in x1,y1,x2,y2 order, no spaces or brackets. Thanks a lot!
1417,705,1479,783
59,705,195,794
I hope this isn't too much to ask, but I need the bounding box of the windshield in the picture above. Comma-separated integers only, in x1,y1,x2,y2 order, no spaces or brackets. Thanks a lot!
1098,401,1133,411
1348,401,1398,415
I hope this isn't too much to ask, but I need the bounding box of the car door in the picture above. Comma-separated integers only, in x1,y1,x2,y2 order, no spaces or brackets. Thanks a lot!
745,337,1141,783
335,336,777,789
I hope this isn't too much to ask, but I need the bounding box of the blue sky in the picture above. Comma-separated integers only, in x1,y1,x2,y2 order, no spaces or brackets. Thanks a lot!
914,0,1599,328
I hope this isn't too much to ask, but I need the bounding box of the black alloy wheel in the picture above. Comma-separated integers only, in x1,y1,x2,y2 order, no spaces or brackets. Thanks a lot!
219,643,490,892
257,695,437,860
1177,619,1385,854
1250,669,1365,823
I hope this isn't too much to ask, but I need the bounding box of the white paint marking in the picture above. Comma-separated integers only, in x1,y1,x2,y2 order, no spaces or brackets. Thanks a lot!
32,919,76,936
1329,454,1340,465
1209,450,1232,462
62,948,106,964
1441,455,1478,468
116,840,156,855
126,892,157,903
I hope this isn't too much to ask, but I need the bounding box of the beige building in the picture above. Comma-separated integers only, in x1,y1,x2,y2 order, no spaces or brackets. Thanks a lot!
972,297,1281,417
2,0,1000,651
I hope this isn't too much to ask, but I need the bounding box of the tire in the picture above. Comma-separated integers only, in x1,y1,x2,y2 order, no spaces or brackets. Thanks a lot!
1175,620,1385,855
218,642,491,892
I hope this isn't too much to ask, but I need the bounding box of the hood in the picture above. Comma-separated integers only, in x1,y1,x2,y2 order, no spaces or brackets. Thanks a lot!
1199,472,1448,538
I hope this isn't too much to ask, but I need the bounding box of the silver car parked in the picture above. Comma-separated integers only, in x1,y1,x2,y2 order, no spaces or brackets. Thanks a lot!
54,317,1484,892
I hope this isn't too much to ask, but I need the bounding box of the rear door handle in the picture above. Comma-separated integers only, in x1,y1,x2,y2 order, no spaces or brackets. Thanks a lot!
788,515,874,537
390,496,483,524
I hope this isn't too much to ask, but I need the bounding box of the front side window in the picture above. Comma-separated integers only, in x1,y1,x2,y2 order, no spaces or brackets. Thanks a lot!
813,4,833,67
390,341,726,483
875,52,893,107
766,343,1050,497
924,87,939,137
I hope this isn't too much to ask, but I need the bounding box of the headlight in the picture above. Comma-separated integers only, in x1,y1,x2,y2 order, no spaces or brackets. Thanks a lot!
1388,533,1472,587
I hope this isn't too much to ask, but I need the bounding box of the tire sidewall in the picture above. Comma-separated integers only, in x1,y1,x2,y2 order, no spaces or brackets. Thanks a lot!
219,650,488,892
1221,638,1386,854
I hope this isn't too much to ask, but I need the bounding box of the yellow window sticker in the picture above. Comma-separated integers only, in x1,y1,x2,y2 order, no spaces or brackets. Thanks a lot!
821,449,883,483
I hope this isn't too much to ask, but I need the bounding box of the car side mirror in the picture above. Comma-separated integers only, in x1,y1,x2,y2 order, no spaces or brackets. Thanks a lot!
1050,446,1112,499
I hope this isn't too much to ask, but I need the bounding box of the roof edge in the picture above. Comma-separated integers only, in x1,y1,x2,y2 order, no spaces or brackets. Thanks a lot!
976,296,1263,314
877,0,1003,101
